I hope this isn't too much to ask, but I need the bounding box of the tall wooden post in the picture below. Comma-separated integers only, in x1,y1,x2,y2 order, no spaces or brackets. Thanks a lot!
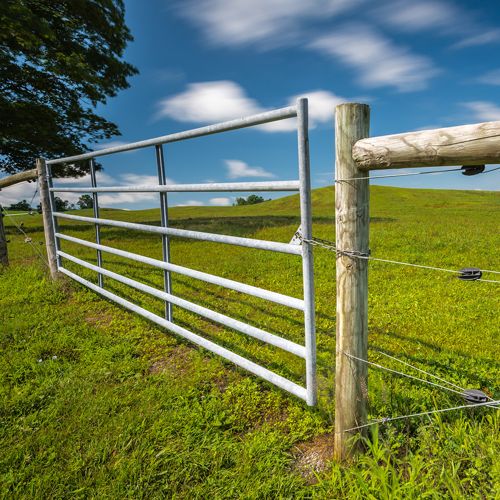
334,103,370,461
36,158,59,279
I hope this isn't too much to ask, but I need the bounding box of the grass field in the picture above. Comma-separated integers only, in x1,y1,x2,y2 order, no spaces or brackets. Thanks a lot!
1,185,499,498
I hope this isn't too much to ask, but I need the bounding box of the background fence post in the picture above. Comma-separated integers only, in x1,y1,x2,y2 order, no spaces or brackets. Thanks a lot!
334,103,370,461
37,158,59,279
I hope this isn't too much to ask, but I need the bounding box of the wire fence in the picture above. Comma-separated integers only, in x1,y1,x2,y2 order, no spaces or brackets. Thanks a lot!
2,147,497,430
1,205,48,267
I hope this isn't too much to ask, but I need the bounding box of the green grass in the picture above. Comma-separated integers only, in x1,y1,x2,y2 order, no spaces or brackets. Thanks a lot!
1,185,499,498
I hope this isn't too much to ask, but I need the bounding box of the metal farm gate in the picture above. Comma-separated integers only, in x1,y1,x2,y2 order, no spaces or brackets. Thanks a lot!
45,98,317,405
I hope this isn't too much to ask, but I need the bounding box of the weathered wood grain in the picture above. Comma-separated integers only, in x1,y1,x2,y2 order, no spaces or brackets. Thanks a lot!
0,169,37,189
37,159,58,279
334,103,370,461
353,120,500,170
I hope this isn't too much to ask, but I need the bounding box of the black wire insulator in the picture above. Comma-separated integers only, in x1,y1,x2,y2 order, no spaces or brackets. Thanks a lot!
462,389,489,404
458,268,482,281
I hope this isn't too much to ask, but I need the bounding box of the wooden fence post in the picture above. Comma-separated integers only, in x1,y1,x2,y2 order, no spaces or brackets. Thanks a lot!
334,103,370,461
36,158,59,279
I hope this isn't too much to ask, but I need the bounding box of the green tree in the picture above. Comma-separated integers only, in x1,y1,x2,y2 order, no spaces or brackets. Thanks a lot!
8,200,31,211
77,194,94,209
54,197,71,211
235,195,267,206
0,0,137,177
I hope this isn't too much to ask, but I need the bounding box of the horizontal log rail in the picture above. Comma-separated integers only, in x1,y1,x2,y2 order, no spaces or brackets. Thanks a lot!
0,169,37,189
352,120,500,170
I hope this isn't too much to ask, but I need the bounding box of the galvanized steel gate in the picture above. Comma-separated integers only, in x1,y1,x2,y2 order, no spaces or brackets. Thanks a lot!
46,98,317,405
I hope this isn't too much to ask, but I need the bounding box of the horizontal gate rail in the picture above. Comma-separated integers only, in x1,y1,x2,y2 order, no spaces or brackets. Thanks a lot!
55,233,305,310
47,99,316,405
47,106,297,165
54,212,301,255
50,180,301,193
59,251,306,358
59,267,308,401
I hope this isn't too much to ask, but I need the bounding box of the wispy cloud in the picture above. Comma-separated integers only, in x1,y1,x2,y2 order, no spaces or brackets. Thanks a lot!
1,172,178,208
175,200,203,207
462,101,500,122
477,69,500,86
373,0,460,33
98,173,175,206
0,181,39,208
93,140,130,151
157,81,262,123
310,25,438,92
374,1,500,50
290,90,345,123
157,80,348,131
120,173,175,186
225,160,275,179
451,29,500,49
54,171,115,185
175,0,360,48
209,197,231,206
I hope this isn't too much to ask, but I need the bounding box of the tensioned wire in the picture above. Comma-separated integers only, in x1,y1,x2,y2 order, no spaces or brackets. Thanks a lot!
322,165,498,428
334,165,500,182
0,205,48,267
302,236,500,284
375,350,468,393
318,164,500,280
344,352,466,397
341,351,499,432
375,350,497,407
346,351,498,405
342,399,500,433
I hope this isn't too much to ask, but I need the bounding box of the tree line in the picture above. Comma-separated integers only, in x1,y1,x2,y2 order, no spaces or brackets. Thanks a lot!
6,194,93,212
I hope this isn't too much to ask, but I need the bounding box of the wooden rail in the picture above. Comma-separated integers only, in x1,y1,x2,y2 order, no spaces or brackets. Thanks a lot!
352,120,500,170
0,168,38,266
0,169,37,189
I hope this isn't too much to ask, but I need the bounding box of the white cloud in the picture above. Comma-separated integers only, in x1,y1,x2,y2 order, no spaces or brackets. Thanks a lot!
289,90,345,123
98,192,158,205
374,0,459,33
157,81,262,123
120,173,175,186
176,0,360,47
158,81,348,131
310,25,438,91
55,171,115,185
374,1,500,50
225,160,276,179
462,101,500,122
477,69,500,86
451,29,500,49
209,197,231,206
0,181,39,208
176,200,204,207
95,173,176,206
93,140,129,151
0,171,179,209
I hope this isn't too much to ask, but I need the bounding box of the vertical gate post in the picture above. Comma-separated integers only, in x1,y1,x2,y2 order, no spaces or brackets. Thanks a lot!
334,103,370,460
297,97,317,406
155,144,173,321
37,158,59,279
89,158,104,287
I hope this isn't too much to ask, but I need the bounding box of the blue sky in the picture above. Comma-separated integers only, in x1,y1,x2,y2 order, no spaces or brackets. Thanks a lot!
4,0,500,208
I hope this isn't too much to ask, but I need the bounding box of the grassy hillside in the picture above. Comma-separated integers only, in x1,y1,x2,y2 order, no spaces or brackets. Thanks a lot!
1,185,499,497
